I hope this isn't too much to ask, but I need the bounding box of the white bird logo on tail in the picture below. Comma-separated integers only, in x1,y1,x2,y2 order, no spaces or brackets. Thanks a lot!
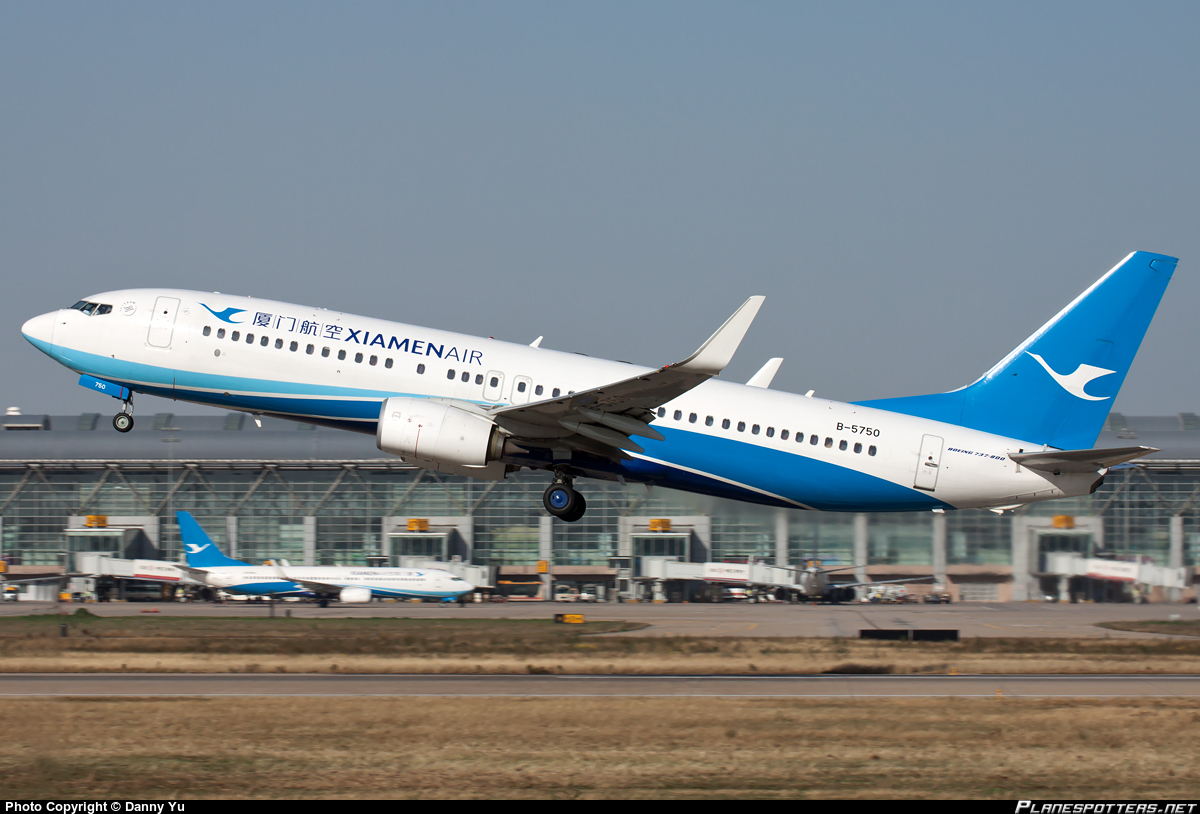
1026,353,1116,401
185,543,210,554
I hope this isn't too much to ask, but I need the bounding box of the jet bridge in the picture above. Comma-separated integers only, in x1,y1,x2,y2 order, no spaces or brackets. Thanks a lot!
394,558,494,591
637,558,805,602
73,553,201,601
1043,552,1190,603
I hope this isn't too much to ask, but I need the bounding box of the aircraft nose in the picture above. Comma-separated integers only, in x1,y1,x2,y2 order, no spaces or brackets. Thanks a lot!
21,311,57,349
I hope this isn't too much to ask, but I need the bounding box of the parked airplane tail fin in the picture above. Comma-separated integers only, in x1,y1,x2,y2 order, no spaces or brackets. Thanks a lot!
177,511,250,568
856,251,1177,449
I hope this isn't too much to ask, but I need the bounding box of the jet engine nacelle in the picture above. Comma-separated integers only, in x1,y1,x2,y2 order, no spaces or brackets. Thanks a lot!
376,397,503,468
338,586,372,604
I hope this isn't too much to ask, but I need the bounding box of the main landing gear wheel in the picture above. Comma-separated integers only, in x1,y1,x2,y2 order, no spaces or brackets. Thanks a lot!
562,493,586,523
113,413,134,433
544,483,587,522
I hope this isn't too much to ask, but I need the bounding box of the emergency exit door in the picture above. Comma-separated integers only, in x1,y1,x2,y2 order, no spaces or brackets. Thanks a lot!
914,434,944,491
147,297,180,348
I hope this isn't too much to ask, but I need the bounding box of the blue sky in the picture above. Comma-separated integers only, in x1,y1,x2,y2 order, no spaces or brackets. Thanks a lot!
3,2,1198,416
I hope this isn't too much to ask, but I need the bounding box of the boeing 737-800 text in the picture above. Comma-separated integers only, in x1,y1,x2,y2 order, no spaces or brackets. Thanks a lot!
21,251,1176,521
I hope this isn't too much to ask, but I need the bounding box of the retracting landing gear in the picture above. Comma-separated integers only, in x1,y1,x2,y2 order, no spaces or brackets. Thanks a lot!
543,473,587,523
112,399,135,433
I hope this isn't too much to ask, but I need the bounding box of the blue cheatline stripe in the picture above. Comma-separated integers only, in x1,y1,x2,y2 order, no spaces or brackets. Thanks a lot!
229,581,458,599
626,427,949,512
229,582,313,596
35,339,490,416
41,338,944,513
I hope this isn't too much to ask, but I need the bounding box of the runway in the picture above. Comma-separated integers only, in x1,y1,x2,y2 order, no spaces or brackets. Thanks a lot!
3,673,1200,697
7,599,1195,638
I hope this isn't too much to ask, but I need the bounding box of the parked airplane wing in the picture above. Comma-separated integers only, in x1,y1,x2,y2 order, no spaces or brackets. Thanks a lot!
281,577,350,594
488,296,765,457
840,576,937,589
1009,446,1158,473
267,563,347,595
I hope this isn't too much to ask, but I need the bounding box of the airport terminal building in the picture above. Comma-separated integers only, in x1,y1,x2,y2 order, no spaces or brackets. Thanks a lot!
1,409,1198,602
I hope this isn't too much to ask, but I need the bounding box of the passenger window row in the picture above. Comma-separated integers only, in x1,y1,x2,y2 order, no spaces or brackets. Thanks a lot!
655,407,878,456
206,324,416,373
203,325,566,398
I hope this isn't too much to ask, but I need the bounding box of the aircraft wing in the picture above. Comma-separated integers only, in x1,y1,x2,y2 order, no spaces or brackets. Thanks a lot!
269,564,351,595
488,296,765,458
1,576,66,586
835,576,937,590
1009,446,1158,473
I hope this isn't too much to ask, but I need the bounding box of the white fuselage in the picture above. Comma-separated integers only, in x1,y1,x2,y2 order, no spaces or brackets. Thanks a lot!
21,289,1103,513
199,565,472,600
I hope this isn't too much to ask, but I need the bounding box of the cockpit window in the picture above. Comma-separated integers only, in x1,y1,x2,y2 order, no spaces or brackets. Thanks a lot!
70,301,112,316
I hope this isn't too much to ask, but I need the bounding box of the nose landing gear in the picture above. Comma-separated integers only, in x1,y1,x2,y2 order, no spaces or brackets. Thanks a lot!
543,476,586,522
112,398,134,433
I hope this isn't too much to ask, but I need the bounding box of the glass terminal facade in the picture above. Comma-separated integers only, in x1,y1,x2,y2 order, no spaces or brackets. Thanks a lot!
1,411,1198,600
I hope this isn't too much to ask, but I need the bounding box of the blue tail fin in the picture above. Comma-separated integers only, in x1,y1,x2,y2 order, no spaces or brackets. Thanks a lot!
177,511,250,568
857,251,1177,449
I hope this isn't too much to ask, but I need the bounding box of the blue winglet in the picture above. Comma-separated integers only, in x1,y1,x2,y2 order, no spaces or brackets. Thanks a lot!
856,251,1177,449
177,511,250,568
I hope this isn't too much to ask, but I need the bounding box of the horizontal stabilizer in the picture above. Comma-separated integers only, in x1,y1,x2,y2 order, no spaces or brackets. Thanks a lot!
1009,446,1158,473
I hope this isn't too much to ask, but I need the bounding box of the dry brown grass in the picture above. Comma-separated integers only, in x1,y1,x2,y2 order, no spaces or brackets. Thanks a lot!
8,644,1200,675
4,612,1200,674
1100,620,1200,637
5,697,1200,798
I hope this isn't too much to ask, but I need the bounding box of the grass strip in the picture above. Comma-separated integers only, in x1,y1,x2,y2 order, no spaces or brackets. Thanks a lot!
5,696,1200,799
2,611,1200,674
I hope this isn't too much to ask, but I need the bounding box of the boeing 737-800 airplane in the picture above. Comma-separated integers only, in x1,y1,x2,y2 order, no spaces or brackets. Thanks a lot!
21,251,1176,521
177,512,473,605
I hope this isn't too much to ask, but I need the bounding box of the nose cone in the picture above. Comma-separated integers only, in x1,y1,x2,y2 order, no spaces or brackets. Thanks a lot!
21,311,57,351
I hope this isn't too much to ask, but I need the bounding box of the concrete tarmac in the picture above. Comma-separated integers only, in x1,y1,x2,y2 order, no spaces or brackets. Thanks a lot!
2,673,1200,697
6,600,1196,638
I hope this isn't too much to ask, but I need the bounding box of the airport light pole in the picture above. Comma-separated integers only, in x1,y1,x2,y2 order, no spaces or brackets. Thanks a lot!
162,435,180,570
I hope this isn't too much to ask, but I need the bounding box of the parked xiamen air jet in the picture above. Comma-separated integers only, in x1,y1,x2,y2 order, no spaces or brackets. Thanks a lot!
21,251,1175,521
177,512,473,606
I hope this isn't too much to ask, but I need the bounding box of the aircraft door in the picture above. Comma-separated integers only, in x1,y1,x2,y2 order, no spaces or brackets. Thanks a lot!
147,297,181,348
483,371,505,402
913,434,944,491
511,376,533,404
